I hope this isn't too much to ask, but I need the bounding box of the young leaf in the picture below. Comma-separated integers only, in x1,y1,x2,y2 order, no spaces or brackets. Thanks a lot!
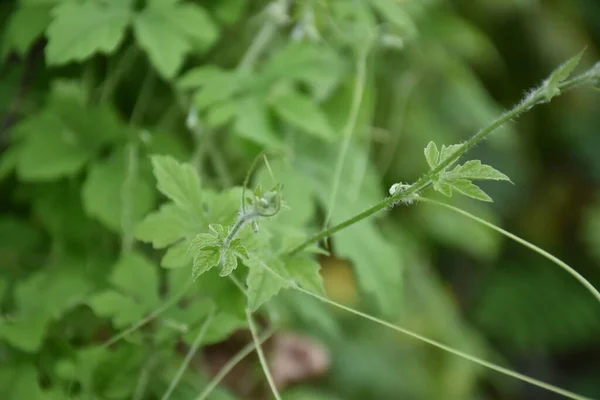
150,155,205,222
283,256,325,295
424,141,439,169
46,1,131,64
133,2,218,79
246,258,290,312
270,91,335,140
447,160,511,182
433,180,453,197
544,49,585,100
439,143,464,165
219,250,238,277
192,247,221,280
448,179,492,202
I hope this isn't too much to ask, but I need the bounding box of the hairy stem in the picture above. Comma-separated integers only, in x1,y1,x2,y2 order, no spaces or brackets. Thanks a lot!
418,197,600,304
194,328,275,400
288,64,600,255
161,307,215,400
246,308,281,400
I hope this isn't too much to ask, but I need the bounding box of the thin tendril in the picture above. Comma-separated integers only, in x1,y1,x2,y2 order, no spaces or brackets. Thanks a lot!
246,308,282,400
100,281,193,348
418,197,600,304
194,328,275,400
255,261,593,400
161,307,216,400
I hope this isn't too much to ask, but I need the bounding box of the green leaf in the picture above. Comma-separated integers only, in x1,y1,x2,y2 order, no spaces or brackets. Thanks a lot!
15,113,93,181
133,2,218,79
135,203,196,248
424,141,439,169
82,150,155,233
192,247,221,279
545,49,585,100
110,252,161,307
177,65,226,89
2,3,53,56
150,155,205,223
219,250,238,277
369,0,417,35
448,179,492,202
262,42,344,94
88,290,145,328
234,96,282,148
439,143,463,165
447,160,511,181
433,180,453,197
0,313,49,352
283,256,325,295
246,258,289,312
46,1,131,64
161,240,193,268
270,91,335,140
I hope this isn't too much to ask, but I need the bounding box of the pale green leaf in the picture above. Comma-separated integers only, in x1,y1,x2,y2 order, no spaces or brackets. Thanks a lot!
433,180,452,197
192,248,221,279
133,8,189,79
110,252,161,307
135,204,196,248
262,42,344,92
546,50,585,92
82,150,155,233
161,240,193,269
46,1,131,64
150,155,205,222
270,91,335,140
370,0,417,35
449,179,492,202
88,290,145,327
234,96,282,148
219,250,238,277
283,256,325,295
424,141,439,169
206,100,237,128
133,2,218,79
177,65,226,89
246,258,289,312
439,143,463,165
191,72,239,110
447,160,511,181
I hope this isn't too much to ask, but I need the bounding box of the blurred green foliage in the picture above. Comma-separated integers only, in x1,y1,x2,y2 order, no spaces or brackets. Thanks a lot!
1,0,599,399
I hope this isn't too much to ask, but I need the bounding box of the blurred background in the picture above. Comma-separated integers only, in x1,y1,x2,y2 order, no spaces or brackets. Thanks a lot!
1,0,599,399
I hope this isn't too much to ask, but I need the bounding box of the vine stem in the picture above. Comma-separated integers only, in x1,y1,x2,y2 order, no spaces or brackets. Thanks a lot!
288,64,600,255
418,197,600,303
194,328,275,400
161,307,216,400
100,281,193,348
254,261,593,400
246,308,282,400
322,42,370,245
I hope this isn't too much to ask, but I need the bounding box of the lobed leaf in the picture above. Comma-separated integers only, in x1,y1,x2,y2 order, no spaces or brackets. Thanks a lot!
270,91,336,140
448,179,492,202
46,1,131,64
447,160,511,182
424,141,439,169
192,247,221,280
